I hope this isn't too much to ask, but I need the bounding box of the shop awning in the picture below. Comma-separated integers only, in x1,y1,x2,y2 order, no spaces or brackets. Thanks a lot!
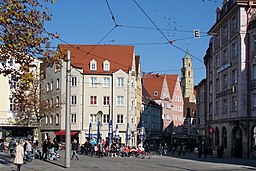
54,130,79,136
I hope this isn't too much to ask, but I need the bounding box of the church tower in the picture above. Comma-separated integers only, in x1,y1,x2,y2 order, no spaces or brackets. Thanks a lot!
180,51,195,102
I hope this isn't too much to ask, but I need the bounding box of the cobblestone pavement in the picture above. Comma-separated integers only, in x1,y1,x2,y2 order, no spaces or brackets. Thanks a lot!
1,151,256,171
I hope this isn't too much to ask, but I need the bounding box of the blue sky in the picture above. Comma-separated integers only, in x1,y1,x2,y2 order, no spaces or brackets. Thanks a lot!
45,0,223,85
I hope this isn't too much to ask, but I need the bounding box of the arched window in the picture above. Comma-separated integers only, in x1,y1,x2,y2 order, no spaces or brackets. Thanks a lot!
222,127,227,148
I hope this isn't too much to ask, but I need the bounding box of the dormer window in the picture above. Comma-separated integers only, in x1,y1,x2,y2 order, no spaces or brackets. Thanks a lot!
103,60,110,71
90,59,97,71
153,91,158,96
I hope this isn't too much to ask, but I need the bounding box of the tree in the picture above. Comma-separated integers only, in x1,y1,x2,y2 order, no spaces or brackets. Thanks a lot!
0,0,63,93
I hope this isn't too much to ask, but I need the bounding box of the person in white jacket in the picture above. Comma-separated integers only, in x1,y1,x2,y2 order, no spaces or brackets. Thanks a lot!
14,140,24,171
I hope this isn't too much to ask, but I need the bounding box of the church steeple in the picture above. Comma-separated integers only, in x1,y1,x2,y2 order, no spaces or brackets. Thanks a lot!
180,49,195,102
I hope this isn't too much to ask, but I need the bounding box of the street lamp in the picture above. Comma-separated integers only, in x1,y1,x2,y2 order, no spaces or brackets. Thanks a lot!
96,111,103,144
115,124,120,143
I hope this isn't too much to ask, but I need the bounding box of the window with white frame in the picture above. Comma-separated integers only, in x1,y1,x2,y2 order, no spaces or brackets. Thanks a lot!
71,114,76,123
71,76,77,86
103,96,110,106
56,78,59,90
222,24,228,38
223,99,228,113
117,77,124,87
45,115,48,125
231,69,237,84
232,96,237,111
90,114,96,123
71,96,77,105
90,96,97,105
117,114,124,123
56,114,59,125
46,83,50,92
103,60,110,71
232,41,238,58
116,96,124,106
90,59,97,71
50,81,53,91
90,77,98,87
56,96,60,107
49,115,53,125
103,114,110,123
153,91,158,96
50,98,53,107
103,77,110,87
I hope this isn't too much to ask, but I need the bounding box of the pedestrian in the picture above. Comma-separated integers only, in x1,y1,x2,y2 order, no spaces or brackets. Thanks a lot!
158,144,163,156
144,143,151,159
204,146,209,158
9,138,16,158
14,140,24,171
25,139,32,162
198,145,202,158
71,139,79,160
163,143,168,156
177,144,181,156
42,139,48,160
182,144,186,155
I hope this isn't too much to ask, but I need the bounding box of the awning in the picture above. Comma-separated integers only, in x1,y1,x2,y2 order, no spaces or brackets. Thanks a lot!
54,130,79,136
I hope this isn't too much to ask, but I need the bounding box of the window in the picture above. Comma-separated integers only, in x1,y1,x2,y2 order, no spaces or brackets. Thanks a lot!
90,60,97,70
71,96,77,105
103,114,110,123
215,32,220,45
223,49,228,64
71,114,76,123
116,96,124,106
103,60,110,71
56,114,59,125
253,64,256,80
49,115,53,125
50,81,53,91
9,58,13,66
9,98,13,112
117,114,124,123
222,24,228,38
90,114,96,123
90,96,97,105
223,74,228,88
215,78,220,92
56,78,59,90
71,77,77,86
90,77,98,87
117,77,124,87
50,98,53,107
253,35,256,52
232,96,237,111
103,77,110,87
231,15,237,31
253,94,256,108
231,41,238,58
103,96,110,106
215,55,220,67
56,96,60,107
231,69,237,84
216,101,220,115
46,83,50,92
45,115,48,125
223,99,228,113
153,91,158,96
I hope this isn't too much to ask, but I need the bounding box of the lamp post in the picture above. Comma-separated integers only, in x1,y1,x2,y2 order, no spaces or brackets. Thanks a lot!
88,122,92,142
96,111,102,144
126,123,131,146
115,124,119,143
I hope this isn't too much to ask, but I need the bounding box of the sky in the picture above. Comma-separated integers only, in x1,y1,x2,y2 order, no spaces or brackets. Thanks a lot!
44,0,223,85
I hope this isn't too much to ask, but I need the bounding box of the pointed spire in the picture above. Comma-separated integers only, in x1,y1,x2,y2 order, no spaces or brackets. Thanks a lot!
184,41,191,59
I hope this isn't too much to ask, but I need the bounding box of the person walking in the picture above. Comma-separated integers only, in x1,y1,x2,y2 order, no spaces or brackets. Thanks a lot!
25,139,32,162
163,143,168,156
14,140,24,171
71,139,79,160
9,138,16,158
158,144,163,156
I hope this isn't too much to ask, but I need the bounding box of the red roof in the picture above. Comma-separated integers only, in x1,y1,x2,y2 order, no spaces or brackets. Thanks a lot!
58,44,135,74
143,74,178,100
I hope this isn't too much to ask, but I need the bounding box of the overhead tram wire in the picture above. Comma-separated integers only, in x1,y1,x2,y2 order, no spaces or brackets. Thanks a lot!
132,0,205,64
106,0,118,26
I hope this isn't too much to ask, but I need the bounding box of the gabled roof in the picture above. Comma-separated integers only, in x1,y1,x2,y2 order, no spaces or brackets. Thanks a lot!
142,85,155,104
58,44,135,74
143,74,178,100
